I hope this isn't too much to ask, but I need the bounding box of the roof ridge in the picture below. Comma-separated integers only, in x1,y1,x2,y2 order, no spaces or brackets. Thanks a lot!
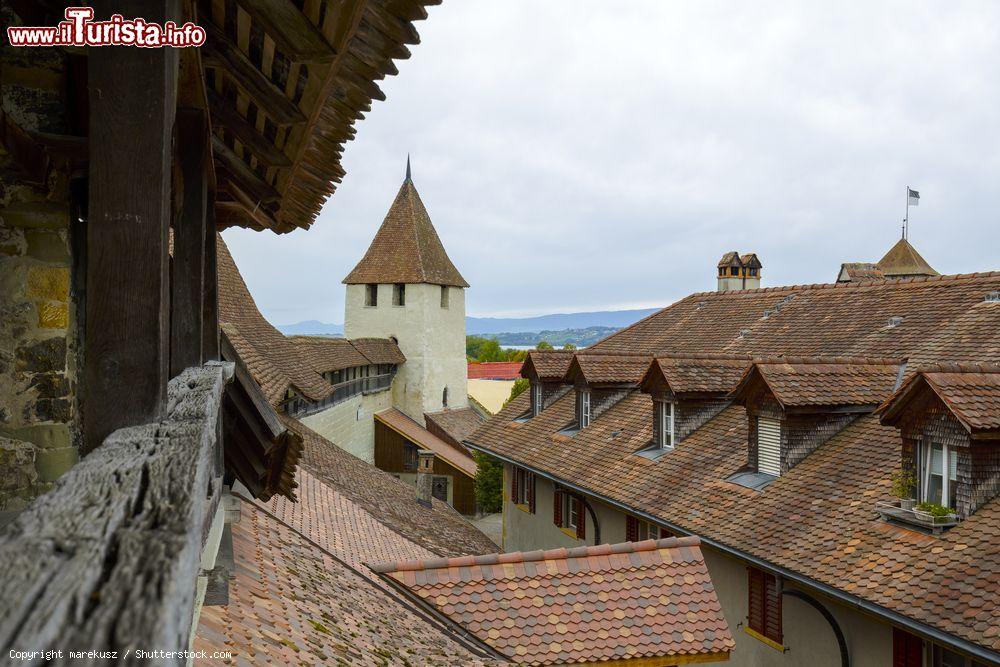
752,355,905,366
655,352,755,362
684,270,1000,298
370,536,700,574
917,362,1000,374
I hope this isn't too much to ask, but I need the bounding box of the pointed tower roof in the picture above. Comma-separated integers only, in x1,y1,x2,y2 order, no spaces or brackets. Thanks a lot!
343,167,469,287
876,238,939,278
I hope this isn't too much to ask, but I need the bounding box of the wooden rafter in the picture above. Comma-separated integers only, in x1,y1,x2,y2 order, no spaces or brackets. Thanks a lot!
207,88,291,167
236,0,337,63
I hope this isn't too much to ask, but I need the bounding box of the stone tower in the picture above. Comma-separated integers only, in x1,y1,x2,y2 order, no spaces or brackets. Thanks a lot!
343,161,469,424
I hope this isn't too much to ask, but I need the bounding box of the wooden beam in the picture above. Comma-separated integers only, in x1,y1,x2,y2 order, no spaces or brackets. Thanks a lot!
207,88,291,167
170,108,209,377
0,364,232,655
210,135,281,203
202,205,220,361
85,0,179,451
236,0,337,63
201,21,307,126
216,201,277,231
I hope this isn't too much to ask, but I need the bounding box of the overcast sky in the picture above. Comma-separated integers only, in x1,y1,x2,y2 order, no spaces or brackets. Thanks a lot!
223,1,1000,325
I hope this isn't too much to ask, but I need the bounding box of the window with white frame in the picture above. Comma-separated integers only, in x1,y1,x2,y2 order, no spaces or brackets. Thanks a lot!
578,390,591,428
919,440,958,508
656,400,675,449
531,383,543,416
563,492,580,530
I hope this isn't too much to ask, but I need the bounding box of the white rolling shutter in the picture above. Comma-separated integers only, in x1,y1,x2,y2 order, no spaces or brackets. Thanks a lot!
757,417,782,476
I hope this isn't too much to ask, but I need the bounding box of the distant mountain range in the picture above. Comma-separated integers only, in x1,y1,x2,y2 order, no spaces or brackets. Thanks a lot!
276,308,661,338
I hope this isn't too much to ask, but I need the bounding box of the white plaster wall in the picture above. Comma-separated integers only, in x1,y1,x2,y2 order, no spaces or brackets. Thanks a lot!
501,465,894,666
299,389,392,464
344,282,467,424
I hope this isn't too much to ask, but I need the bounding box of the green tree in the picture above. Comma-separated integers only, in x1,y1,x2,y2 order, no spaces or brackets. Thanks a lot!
536,341,553,350
505,377,529,407
562,343,577,350
473,451,504,514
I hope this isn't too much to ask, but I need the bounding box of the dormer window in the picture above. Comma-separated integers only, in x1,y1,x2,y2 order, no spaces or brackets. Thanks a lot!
919,440,957,509
531,383,543,416
577,389,591,428
654,400,675,449
756,416,781,476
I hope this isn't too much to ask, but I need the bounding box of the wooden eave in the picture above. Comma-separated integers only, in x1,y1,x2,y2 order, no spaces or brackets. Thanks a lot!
4,0,438,235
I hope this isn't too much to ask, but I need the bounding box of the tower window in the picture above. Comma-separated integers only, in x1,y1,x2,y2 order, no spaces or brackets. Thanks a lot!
730,266,739,276
365,284,378,307
718,267,726,277
393,283,406,306
442,386,448,407
440,285,449,308
748,267,758,276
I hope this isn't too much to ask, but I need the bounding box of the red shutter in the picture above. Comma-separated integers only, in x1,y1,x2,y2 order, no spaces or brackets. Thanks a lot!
527,473,536,513
553,489,563,526
747,567,765,635
626,516,638,542
763,572,782,643
575,496,586,540
892,629,923,667
511,466,519,503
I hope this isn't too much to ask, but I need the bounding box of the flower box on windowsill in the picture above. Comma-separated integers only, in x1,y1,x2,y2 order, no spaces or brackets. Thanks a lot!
875,500,958,533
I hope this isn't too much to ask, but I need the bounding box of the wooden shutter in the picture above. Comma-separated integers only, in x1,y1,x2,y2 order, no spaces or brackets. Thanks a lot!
757,417,782,476
748,567,765,635
553,489,563,526
763,571,782,643
892,628,923,667
626,516,638,542
527,473,535,513
511,466,519,503
575,496,586,540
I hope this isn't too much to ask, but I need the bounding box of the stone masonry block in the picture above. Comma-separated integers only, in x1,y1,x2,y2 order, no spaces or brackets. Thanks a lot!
34,445,77,483
26,266,68,301
15,336,66,373
37,301,68,328
0,437,37,492
28,372,69,399
3,423,70,450
0,201,69,230
24,229,69,263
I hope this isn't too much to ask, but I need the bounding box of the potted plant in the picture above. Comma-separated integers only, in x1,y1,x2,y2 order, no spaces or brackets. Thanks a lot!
913,502,957,525
890,468,918,510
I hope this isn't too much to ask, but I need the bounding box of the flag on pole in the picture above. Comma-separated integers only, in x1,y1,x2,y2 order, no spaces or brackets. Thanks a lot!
907,188,920,206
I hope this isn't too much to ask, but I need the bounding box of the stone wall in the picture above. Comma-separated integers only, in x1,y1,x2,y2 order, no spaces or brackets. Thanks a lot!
299,389,392,464
0,27,79,513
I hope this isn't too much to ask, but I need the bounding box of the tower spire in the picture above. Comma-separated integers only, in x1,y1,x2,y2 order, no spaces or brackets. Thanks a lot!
405,154,411,182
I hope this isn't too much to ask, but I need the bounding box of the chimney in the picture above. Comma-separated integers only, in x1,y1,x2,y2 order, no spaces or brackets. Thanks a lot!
717,251,762,292
416,449,435,507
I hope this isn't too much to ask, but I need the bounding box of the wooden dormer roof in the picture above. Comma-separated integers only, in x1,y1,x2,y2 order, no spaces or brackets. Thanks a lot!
879,363,1000,437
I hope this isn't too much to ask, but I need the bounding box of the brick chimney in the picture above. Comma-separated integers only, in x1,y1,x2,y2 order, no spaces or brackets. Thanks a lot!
416,449,435,507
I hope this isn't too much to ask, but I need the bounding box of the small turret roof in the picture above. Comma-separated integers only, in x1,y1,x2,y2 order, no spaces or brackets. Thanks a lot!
877,238,939,278
343,170,469,287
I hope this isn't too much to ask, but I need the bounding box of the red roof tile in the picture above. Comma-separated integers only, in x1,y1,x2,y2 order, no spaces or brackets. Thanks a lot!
731,357,903,408
564,352,652,385
521,350,576,381
880,363,1000,434
372,537,733,666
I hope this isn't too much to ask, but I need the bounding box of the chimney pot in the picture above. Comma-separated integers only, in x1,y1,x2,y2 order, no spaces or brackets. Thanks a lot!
416,449,435,507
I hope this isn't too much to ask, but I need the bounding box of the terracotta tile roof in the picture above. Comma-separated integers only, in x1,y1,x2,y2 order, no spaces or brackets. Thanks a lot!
641,354,752,395
564,352,652,385
193,493,497,666
468,361,523,380
718,251,742,268
217,237,333,404
290,335,371,372
350,337,407,365
371,537,733,666
521,349,577,381
343,178,469,287
425,407,486,451
289,417,496,558
376,408,477,478
471,272,1000,657
880,363,1000,434
591,271,1000,370
470,392,1000,657
731,357,903,408
878,238,939,277
838,262,886,283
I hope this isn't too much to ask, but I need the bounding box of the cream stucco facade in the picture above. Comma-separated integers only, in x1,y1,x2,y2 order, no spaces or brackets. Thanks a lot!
299,389,393,464
344,282,467,425
501,463,896,667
